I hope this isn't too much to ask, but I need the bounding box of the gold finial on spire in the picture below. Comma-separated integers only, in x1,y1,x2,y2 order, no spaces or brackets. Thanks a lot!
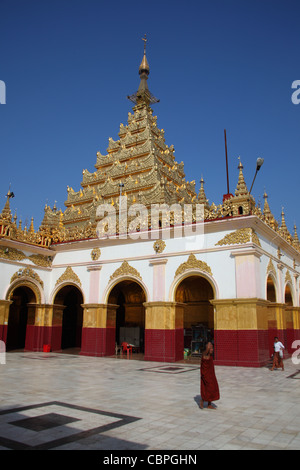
142,34,147,54
128,35,159,105
139,34,150,76
0,187,14,221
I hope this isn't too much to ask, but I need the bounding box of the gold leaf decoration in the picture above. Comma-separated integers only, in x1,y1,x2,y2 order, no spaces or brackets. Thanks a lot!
285,270,292,285
215,228,261,247
11,267,44,288
175,254,212,277
55,266,82,287
0,246,27,262
28,254,53,267
153,240,166,254
0,247,52,267
91,248,101,260
110,260,142,281
267,259,277,278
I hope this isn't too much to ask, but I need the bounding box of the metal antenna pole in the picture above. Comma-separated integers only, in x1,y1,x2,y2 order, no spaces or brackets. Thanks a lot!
224,129,230,195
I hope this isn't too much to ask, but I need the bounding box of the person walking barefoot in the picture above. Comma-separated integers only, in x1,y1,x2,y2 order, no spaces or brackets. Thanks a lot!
200,342,220,409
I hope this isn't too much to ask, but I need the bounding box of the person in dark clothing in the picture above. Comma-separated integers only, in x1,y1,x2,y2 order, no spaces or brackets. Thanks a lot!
200,342,220,409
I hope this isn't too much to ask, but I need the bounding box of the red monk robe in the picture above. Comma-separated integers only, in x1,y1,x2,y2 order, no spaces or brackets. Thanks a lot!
200,343,220,409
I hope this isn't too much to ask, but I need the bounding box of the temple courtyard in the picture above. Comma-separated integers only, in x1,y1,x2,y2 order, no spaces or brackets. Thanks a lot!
0,351,299,451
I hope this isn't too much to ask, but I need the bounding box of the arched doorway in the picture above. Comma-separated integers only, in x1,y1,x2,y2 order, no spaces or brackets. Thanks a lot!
175,275,214,355
266,275,277,302
266,274,278,356
53,285,83,352
284,284,293,306
107,280,146,354
6,286,36,351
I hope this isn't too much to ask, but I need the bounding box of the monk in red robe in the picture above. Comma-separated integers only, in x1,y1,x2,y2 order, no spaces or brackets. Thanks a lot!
200,342,220,409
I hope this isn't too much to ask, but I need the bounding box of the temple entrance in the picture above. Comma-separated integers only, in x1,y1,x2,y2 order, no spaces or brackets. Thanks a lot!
267,275,277,302
175,275,214,356
6,286,36,351
266,275,278,356
54,285,83,351
108,280,146,356
284,284,293,306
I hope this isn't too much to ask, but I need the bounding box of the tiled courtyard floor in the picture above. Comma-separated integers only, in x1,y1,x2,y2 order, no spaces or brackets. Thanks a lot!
0,351,299,451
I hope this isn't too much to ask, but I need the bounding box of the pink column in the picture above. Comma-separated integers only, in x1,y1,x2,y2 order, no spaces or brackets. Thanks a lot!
87,265,102,303
231,249,262,298
149,258,168,301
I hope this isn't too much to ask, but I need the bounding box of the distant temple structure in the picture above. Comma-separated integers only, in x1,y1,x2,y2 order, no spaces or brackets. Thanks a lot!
0,38,299,366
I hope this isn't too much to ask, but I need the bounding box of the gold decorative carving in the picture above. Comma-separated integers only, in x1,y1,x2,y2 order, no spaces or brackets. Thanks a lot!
0,246,52,267
267,259,277,278
215,228,261,247
55,266,82,287
153,240,166,254
11,267,44,288
110,260,142,281
285,270,293,285
0,246,27,262
91,248,101,260
175,254,212,277
28,254,53,267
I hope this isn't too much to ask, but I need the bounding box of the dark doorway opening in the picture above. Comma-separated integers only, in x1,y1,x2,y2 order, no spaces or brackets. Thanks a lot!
54,286,83,351
108,280,146,354
175,275,214,355
7,286,35,351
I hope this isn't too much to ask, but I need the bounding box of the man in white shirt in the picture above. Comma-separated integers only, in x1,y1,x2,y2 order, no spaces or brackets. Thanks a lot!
270,337,285,371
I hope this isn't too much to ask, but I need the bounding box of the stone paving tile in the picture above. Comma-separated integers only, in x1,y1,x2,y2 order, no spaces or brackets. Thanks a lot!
0,352,299,451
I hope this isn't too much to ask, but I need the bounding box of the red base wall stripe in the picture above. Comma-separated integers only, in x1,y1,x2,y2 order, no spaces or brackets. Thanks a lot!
144,329,184,362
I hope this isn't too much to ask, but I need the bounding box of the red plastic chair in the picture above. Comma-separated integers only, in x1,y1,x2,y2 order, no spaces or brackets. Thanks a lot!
122,342,132,358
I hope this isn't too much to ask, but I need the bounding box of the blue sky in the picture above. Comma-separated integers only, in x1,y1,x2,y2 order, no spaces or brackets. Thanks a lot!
1,0,299,233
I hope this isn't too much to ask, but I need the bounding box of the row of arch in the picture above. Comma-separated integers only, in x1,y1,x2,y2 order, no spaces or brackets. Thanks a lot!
267,273,295,306
3,269,297,356
5,268,298,307
4,273,215,354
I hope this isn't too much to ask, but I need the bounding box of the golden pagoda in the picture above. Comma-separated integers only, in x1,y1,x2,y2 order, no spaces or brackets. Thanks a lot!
61,36,197,237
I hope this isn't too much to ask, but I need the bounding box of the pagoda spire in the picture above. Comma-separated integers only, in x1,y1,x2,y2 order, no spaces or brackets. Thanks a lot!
235,158,249,196
0,188,14,221
29,217,35,234
293,224,300,250
263,190,272,220
198,177,209,208
127,35,159,106
279,207,290,240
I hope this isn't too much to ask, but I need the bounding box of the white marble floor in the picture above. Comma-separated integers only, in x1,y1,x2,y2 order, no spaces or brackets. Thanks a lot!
0,351,299,451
